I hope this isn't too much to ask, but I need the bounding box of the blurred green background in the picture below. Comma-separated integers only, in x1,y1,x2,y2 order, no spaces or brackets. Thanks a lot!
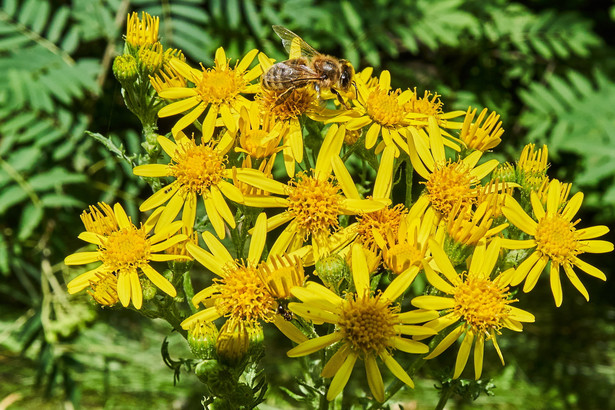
1,0,614,408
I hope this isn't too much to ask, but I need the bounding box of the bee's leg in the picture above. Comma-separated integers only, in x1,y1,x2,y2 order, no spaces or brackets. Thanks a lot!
331,88,349,109
274,87,295,105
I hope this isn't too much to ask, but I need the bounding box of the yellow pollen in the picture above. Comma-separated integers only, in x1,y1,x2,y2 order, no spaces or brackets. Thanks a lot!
424,161,478,217
366,88,407,126
357,204,407,251
170,141,226,196
259,88,315,122
287,173,342,238
535,215,579,264
101,226,151,271
453,276,512,334
196,64,244,104
338,294,397,354
214,264,276,325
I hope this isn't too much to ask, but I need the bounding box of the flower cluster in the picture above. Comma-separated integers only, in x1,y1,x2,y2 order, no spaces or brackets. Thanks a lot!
64,12,613,406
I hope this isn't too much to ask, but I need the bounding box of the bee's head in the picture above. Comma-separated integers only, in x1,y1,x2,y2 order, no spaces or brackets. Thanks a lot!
338,60,354,92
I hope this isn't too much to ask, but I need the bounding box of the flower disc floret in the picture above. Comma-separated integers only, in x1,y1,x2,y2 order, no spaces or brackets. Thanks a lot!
534,215,579,265
366,88,408,126
425,161,478,216
338,294,397,354
197,63,245,104
453,276,512,334
287,173,342,237
215,264,276,325
260,88,316,122
170,142,226,196
101,226,151,271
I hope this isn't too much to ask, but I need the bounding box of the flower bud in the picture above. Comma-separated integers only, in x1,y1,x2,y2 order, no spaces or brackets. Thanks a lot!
315,253,350,292
112,54,138,84
188,321,218,359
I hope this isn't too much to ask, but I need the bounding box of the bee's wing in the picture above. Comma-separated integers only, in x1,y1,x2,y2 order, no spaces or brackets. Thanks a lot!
272,25,321,58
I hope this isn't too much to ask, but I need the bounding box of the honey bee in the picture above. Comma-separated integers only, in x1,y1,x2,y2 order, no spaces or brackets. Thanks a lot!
262,25,355,106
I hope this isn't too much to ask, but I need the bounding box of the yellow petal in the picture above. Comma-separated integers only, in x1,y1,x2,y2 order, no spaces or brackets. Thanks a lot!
155,191,184,233
186,242,226,277
182,191,197,230
218,180,244,204
425,324,464,359
181,307,221,329
326,352,358,401
453,330,474,379
550,263,563,307
210,186,235,227
113,203,131,229
365,354,384,402
140,182,180,211
380,351,414,388
287,332,343,357
412,295,455,310
204,196,225,238
322,344,350,378
572,257,607,281
397,309,440,324
474,333,485,380
129,270,142,309
202,105,219,142
365,122,381,149
248,213,267,264
563,263,589,302
390,337,429,354
331,156,360,199
66,267,103,293
351,243,370,295
118,271,131,307
288,302,340,324
140,263,176,297
158,96,199,117
273,315,308,344
64,251,100,265
133,164,169,177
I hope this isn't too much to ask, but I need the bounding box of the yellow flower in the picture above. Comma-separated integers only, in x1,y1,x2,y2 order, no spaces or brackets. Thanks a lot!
180,213,307,345
287,245,438,402
410,118,500,222
444,200,508,248
412,238,535,379
459,107,504,152
377,205,437,277
133,134,243,239
157,47,262,138
235,124,390,258
236,103,286,159
64,203,187,309
516,143,549,193
501,179,613,306
126,12,159,48
330,71,464,157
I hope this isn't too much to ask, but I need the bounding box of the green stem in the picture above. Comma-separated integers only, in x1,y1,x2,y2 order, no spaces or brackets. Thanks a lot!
435,382,453,410
405,157,414,208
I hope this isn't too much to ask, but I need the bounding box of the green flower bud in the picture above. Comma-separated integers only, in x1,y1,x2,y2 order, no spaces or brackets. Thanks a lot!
112,54,138,84
188,321,218,359
194,360,236,396
315,253,350,292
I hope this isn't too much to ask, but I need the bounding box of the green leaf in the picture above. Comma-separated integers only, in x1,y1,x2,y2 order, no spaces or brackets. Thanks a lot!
40,194,84,209
27,168,86,191
18,202,43,240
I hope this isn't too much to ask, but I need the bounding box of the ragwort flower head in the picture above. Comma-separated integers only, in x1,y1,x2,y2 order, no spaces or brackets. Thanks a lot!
126,12,159,48
133,134,243,239
502,179,613,306
236,125,390,259
288,245,438,402
180,214,307,345
64,203,187,309
157,48,262,138
413,238,535,379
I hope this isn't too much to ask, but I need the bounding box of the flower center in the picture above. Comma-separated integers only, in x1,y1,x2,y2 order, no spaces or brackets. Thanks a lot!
357,204,407,251
214,264,276,324
170,141,226,196
366,88,407,126
338,294,397,355
453,276,512,334
197,65,244,104
424,161,478,217
535,214,579,264
259,88,315,122
287,173,342,238
101,226,151,271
